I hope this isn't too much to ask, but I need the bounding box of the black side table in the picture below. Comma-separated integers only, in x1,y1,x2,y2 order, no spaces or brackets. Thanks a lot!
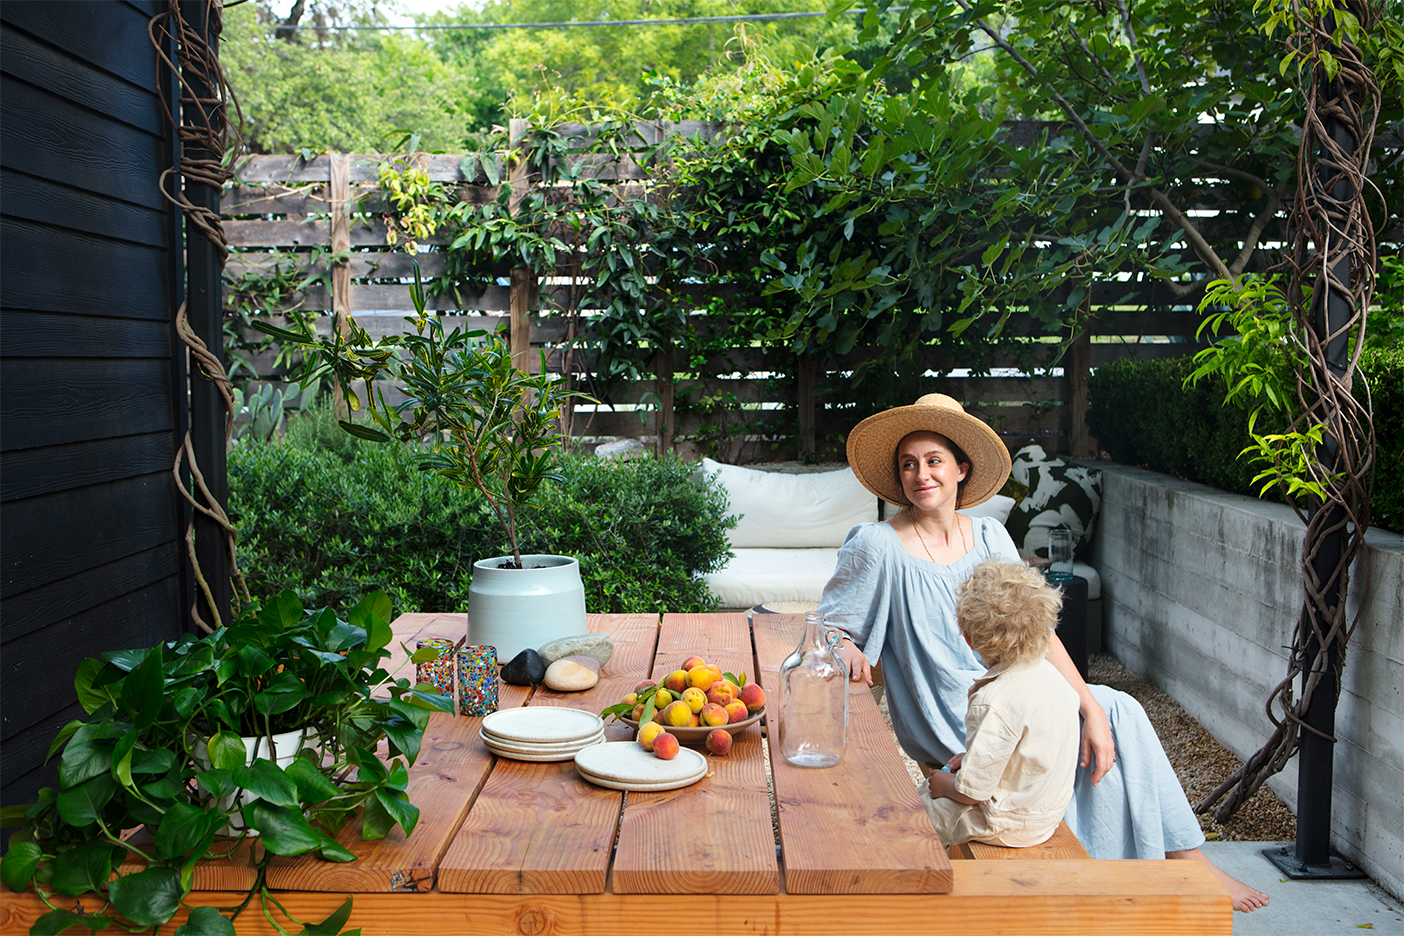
1049,574,1090,681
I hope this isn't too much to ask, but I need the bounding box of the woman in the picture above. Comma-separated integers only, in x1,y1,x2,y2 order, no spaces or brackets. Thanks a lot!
818,393,1268,912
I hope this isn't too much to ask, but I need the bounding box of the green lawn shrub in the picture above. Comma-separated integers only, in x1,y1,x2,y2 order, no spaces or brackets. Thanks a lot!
229,426,736,616
1086,350,1403,534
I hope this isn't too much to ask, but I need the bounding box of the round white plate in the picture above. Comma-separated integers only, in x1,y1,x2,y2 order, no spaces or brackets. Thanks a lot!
479,727,604,754
576,762,707,792
481,707,604,745
484,736,605,762
573,741,707,787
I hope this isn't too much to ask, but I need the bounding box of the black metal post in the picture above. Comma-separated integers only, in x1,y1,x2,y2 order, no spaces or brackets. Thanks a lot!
1266,7,1366,880
1291,101,1352,868
179,0,231,630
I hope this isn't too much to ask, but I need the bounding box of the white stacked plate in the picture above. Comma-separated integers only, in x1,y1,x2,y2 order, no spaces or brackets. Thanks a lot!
479,707,606,762
573,741,708,792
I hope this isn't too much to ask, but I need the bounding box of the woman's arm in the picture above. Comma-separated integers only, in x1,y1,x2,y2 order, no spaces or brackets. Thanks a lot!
1045,632,1115,785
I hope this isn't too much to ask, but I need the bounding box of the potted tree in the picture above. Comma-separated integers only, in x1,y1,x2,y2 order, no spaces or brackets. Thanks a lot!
256,263,592,659
0,590,451,935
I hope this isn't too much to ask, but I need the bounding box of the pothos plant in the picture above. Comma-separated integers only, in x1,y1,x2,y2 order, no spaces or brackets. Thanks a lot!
0,590,452,935
1187,275,1339,503
255,262,592,569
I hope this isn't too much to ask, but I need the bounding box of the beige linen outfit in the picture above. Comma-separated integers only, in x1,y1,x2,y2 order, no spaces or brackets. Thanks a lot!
921,657,1080,847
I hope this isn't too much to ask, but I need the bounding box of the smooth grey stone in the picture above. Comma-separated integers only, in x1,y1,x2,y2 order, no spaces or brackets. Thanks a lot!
557,654,600,674
538,634,614,668
594,439,646,461
543,658,599,692
500,648,546,686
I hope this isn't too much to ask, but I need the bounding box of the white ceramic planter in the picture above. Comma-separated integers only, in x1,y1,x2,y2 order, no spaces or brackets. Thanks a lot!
193,727,316,835
467,554,588,661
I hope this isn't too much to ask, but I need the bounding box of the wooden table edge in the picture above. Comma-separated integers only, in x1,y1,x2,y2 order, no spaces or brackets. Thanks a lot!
1,861,1232,935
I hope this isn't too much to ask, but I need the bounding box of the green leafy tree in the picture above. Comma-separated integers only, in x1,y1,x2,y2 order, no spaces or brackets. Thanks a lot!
427,0,864,115
221,2,487,153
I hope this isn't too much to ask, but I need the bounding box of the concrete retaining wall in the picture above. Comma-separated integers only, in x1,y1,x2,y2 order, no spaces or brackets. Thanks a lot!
1089,463,1404,899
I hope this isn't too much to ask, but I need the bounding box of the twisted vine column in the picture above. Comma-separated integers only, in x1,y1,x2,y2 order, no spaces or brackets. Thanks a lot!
1194,3,1379,870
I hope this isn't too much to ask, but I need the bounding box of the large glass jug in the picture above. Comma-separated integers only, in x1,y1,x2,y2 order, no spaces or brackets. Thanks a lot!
777,611,849,767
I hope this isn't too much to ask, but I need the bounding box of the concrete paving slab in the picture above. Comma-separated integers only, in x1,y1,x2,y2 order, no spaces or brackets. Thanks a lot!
1200,841,1404,935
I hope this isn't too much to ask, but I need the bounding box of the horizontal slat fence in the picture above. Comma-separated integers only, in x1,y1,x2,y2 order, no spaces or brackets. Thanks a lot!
221,123,1397,461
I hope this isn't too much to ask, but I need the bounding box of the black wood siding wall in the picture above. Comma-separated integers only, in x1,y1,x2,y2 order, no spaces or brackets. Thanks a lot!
1,0,189,813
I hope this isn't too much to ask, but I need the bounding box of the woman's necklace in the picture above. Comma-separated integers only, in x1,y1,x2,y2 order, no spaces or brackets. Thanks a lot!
909,510,967,561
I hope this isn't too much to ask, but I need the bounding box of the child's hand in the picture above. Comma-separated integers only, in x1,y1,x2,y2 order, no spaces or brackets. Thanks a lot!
946,752,965,773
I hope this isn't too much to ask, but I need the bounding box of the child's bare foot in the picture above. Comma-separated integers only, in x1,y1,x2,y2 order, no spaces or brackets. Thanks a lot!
1168,847,1270,912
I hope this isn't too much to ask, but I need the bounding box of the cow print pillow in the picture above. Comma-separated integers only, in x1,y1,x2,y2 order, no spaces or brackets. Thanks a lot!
1004,445,1103,560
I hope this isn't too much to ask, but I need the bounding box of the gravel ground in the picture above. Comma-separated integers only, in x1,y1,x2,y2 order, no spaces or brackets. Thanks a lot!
879,651,1297,843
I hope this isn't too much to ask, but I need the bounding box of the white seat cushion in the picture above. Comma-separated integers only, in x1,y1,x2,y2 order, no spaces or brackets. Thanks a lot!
703,547,841,609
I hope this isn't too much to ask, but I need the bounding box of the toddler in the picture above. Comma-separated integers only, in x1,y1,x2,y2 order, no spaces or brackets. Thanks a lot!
922,559,1080,848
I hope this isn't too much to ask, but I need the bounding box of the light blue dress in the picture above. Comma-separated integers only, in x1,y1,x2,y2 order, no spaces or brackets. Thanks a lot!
817,519,1206,860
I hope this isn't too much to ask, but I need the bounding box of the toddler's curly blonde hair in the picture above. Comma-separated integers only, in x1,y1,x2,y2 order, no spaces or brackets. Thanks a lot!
956,559,1062,666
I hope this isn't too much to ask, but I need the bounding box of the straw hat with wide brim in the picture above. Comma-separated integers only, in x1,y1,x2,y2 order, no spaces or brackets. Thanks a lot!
846,393,1011,508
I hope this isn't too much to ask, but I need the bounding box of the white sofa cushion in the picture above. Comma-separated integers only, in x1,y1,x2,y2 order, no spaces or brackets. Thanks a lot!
703,548,841,610
703,459,876,549
704,549,1097,608
881,493,1017,525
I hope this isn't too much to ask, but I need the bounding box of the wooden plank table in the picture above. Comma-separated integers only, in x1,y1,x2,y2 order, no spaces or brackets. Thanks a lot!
0,613,1232,935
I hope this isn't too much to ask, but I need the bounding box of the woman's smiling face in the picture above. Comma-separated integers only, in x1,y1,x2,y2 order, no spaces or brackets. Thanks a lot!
896,431,969,511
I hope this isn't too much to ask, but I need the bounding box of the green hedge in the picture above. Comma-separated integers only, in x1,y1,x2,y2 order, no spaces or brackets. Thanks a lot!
1086,348,1403,533
229,433,736,616
1364,346,1404,534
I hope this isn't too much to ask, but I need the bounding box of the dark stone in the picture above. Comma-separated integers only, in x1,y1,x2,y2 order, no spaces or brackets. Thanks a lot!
501,648,546,686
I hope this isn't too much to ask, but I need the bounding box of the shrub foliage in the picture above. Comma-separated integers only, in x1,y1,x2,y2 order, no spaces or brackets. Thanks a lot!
1087,350,1402,533
230,420,736,615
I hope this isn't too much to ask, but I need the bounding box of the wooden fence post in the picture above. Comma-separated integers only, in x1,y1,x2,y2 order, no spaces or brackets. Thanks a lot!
655,345,675,456
1068,332,1093,458
329,153,352,419
797,354,816,458
508,119,533,372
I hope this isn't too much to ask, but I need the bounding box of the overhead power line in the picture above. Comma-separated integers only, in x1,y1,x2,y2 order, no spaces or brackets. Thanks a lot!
279,7,905,31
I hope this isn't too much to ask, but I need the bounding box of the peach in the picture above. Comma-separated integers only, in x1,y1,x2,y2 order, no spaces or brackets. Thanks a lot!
681,655,707,672
633,679,657,694
706,664,723,686
652,688,673,708
681,687,707,713
663,669,689,693
725,700,749,724
622,691,639,706
637,721,666,751
706,681,736,706
689,713,701,727
662,700,693,728
686,665,715,691
700,702,729,727
652,731,680,760
632,704,649,722
705,728,733,756
738,683,766,713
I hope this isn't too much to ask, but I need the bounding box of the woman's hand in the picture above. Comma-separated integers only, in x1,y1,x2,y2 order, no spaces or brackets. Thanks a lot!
1080,698,1115,785
837,640,872,686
